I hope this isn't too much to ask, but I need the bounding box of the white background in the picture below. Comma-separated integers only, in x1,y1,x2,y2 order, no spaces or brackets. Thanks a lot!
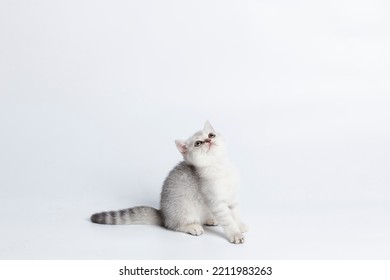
0,0,389,259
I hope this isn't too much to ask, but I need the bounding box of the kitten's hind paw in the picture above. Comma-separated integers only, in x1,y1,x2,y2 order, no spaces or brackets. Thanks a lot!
229,233,245,244
182,224,204,236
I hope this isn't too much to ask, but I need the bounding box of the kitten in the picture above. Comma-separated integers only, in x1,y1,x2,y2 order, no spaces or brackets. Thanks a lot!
91,121,247,244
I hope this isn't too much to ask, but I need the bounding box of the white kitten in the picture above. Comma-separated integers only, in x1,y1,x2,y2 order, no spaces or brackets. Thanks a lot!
91,121,247,244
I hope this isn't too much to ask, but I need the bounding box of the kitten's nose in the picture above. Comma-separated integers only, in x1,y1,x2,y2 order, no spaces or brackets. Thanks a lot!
205,138,211,143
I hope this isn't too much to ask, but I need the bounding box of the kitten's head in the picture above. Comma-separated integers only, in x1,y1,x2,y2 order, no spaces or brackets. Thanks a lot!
175,121,227,167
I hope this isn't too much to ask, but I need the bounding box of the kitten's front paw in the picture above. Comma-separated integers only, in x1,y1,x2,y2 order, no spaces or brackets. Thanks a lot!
205,218,218,226
229,233,245,244
239,222,249,233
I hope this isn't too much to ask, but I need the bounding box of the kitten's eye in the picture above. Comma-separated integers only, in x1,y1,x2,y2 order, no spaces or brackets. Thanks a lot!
208,133,216,138
194,140,203,147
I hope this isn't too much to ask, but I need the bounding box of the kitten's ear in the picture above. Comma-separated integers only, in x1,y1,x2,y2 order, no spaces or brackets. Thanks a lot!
203,120,215,132
175,140,188,154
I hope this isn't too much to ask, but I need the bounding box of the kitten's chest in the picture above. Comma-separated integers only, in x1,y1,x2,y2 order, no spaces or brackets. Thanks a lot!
199,165,239,198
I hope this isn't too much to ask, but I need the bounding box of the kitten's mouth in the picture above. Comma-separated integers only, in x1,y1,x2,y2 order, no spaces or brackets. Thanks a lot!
204,139,217,153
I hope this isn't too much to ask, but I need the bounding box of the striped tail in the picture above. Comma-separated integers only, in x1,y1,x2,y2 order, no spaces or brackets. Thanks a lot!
90,206,162,225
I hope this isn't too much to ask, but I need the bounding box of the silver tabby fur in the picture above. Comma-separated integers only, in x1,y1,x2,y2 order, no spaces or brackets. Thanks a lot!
91,121,247,244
